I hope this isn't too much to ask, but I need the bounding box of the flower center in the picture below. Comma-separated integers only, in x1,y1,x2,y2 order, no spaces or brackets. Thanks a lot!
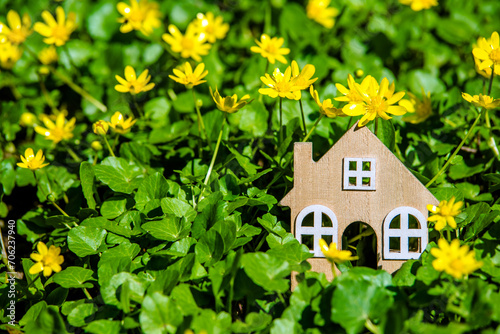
440,206,450,216
50,127,65,141
51,25,68,41
490,48,500,65
265,43,277,54
9,30,27,44
367,96,388,115
181,37,194,50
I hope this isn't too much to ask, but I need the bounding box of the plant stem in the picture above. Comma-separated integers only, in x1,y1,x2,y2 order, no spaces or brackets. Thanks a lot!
346,116,354,131
49,67,107,112
131,94,143,118
299,99,307,136
375,117,379,137
26,273,42,290
483,67,500,159
83,287,92,300
332,263,338,279
446,229,451,242
487,65,495,96
65,145,82,163
192,89,212,150
258,60,270,103
103,136,116,157
365,318,381,334
279,97,283,145
303,114,324,142
426,109,484,188
33,172,72,223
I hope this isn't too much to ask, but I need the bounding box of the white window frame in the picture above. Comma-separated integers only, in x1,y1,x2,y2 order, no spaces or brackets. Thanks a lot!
383,206,428,260
343,158,376,190
296,205,338,257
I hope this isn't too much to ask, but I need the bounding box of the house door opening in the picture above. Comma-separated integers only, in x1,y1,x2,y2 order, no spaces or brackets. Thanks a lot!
342,222,377,269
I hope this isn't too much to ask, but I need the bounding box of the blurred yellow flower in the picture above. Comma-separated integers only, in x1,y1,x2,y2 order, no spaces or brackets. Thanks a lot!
334,74,370,104
473,31,500,73
399,0,438,11
427,196,462,231
209,87,252,113
319,239,358,264
193,12,229,43
339,75,407,127
400,89,432,124
34,7,77,46
35,113,76,143
473,36,500,78
431,239,482,279
116,0,161,36
115,65,155,94
162,24,211,62
93,120,109,135
29,242,64,277
169,62,208,89
259,67,301,100
0,10,32,44
108,111,136,134
20,112,37,127
38,46,58,65
462,92,500,110
250,34,290,65
291,60,318,92
17,148,49,171
91,141,103,151
306,0,339,29
0,42,23,69
310,85,343,118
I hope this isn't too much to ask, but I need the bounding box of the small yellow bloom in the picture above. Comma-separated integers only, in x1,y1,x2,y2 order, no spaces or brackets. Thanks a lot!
38,46,58,65
334,74,370,104
319,239,358,264
310,85,344,118
291,60,318,92
400,89,432,124
339,75,407,127
91,141,103,151
431,239,482,279
17,148,49,171
33,7,77,47
473,35,500,78
259,67,301,100
35,113,76,143
169,62,208,89
473,32,500,73
192,12,229,43
116,0,161,36
355,69,364,78
93,120,109,135
427,196,463,231
462,92,500,110
115,65,155,95
20,112,37,127
306,0,339,29
209,87,252,114
108,111,136,134
162,24,211,62
250,34,290,65
0,10,32,44
29,242,64,277
0,42,23,69
399,0,438,11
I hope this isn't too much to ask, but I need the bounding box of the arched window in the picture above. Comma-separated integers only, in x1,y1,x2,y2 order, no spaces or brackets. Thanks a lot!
296,205,338,257
383,207,428,260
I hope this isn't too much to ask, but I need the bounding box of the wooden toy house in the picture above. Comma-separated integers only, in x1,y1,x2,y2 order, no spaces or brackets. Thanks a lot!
280,122,439,281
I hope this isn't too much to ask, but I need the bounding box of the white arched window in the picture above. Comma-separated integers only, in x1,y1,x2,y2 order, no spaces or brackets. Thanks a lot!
383,207,428,260
296,205,338,257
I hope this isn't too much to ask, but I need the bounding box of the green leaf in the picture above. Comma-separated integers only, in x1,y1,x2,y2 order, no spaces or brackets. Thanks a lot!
135,173,169,211
80,162,97,210
86,1,119,40
100,195,131,219
228,101,269,137
68,226,107,257
149,120,191,144
94,157,144,194
84,320,122,334
226,145,259,175
139,292,183,334
241,252,290,293
232,312,273,333
24,304,69,334
266,239,313,272
53,267,95,289
161,197,196,221
67,301,97,327
97,243,141,286
101,272,146,309
142,215,191,242
195,229,225,265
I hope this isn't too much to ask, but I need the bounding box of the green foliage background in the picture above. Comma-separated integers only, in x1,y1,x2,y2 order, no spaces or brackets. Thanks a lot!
2,0,500,333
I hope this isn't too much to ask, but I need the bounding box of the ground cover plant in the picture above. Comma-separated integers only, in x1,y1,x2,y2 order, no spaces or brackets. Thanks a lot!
1,0,500,333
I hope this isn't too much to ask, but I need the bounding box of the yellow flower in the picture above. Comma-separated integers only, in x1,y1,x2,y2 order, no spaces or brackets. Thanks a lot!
310,85,344,118
192,12,229,43
0,10,32,44
259,67,301,100
473,36,500,78
93,120,109,135
34,7,77,46
462,92,500,110
116,0,161,36
29,242,64,277
108,111,136,134
431,239,482,279
473,32,500,73
400,89,432,124
319,239,358,264
162,24,211,62
209,87,252,113
291,60,318,94
334,74,371,104
91,141,103,151
306,0,339,29
38,46,58,65
0,42,23,69
35,113,76,143
17,148,49,171
250,34,290,65
115,65,155,95
169,62,208,89
20,112,37,127
399,0,438,11
427,196,463,231
339,75,407,127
